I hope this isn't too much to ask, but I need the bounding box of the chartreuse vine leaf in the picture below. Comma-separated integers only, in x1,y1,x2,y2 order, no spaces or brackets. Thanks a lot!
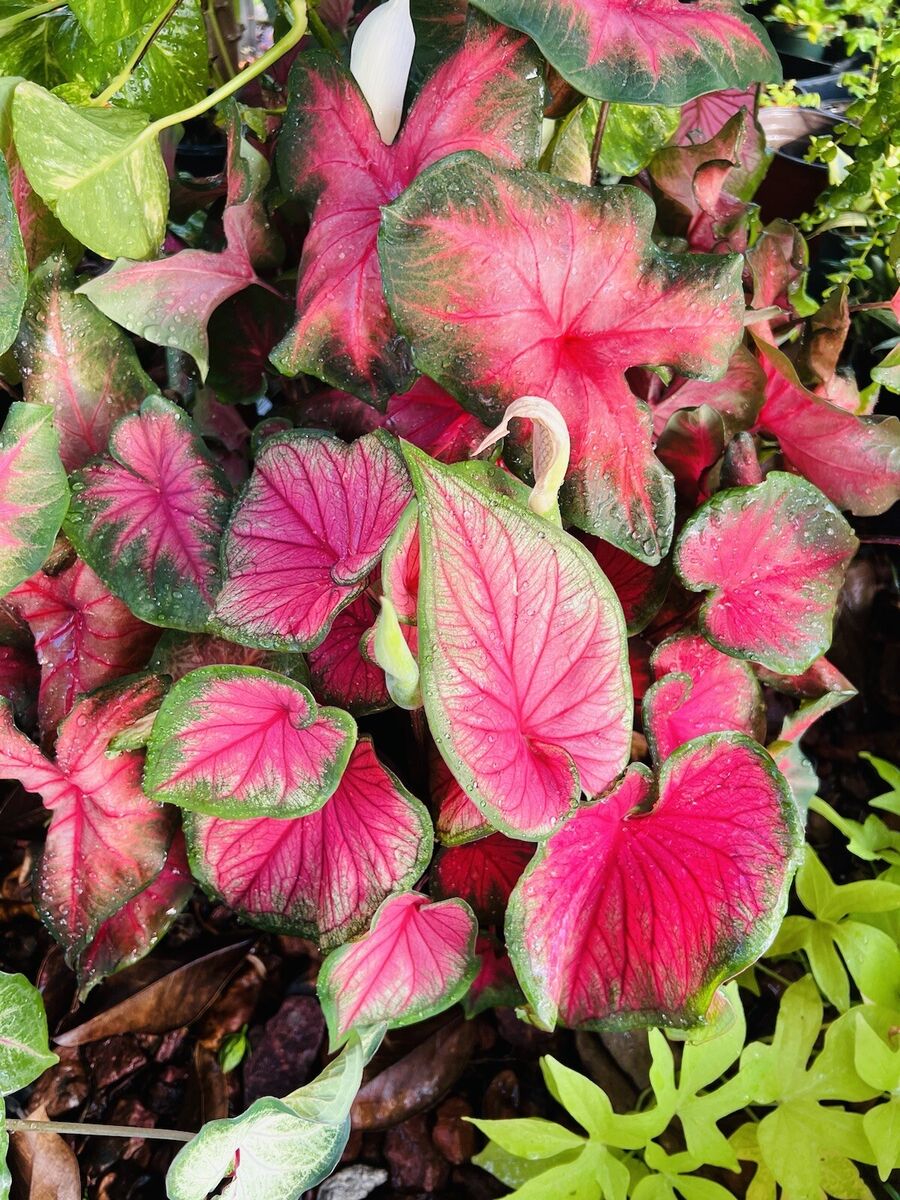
380,153,745,561
675,472,858,675
404,445,631,840
11,83,167,260
0,971,57,1094
144,666,356,819
272,17,543,404
0,676,175,964
0,149,25,355
767,846,900,1012
0,403,68,599
65,396,231,631
184,737,432,949
862,752,900,816
507,735,800,1030
469,0,780,105
212,430,412,652
317,890,478,1048
854,1018,900,1180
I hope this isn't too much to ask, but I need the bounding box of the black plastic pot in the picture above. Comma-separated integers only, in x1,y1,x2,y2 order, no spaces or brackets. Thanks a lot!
754,107,844,224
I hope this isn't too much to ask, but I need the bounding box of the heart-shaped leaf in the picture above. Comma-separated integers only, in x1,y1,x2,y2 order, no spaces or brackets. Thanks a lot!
432,745,492,846
14,256,156,471
0,971,57,1095
212,430,412,651
469,0,780,104
185,738,432,948
674,472,858,674
463,934,524,1017
145,666,356,818
677,87,757,145
650,344,765,440
643,632,765,762
380,153,744,560
0,675,175,960
7,559,158,742
431,834,533,926
65,396,231,631
318,891,478,1047
405,446,631,839
0,403,68,599
149,630,306,684
383,377,491,462
272,18,543,403
307,591,390,715
507,735,800,1030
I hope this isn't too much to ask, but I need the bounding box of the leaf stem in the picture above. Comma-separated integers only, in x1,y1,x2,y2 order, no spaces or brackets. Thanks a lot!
307,2,339,56
93,0,184,106
590,101,611,183
207,0,237,81
6,1118,194,1143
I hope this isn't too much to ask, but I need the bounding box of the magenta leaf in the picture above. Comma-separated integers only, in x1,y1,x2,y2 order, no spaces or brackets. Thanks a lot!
77,832,194,996
150,631,307,684
0,641,39,731
650,345,765,440
14,256,155,471
655,405,727,506
463,934,524,1017
144,665,357,818
579,537,669,637
65,397,231,632
7,560,158,742
643,632,765,762
405,446,631,840
755,656,855,701
431,834,533,926
212,430,412,651
317,891,479,1047
432,746,492,846
674,472,858,674
381,500,420,624
206,286,292,406
0,675,175,961
0,403,68,598
507,735,800,1030
380,153,745,560
271,19,543,403
755,339,900,517
676,88,757,145
470,0,780,104
307,591,391,715
383,378,491,462
185,738,432,949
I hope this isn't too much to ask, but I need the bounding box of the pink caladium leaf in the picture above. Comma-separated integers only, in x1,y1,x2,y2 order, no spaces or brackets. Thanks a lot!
463,934,524,1017
0,675,175,961
507,735,801,1030
579,536,669,637
674,472,858,675
212,430,412,651
432,745,493,846
307,591,391,715
469,0,780,105
7,560,158,743
643,632,765,762
405,446,631,840
676,88,757,145
650,345,766,441
755,339,900,517
77,832,194,997
0,403,69,598
755,656,856,701
149,631,307,685
14,256,155,471
206,287,292,407
380,153,745,561
65,397,232,632
317,890,479,1047
271,18,543,403
655,405,727,506
381,501,420,624
144,665,357,818
431,834,533,926
185,738,432,949
383,378,491,463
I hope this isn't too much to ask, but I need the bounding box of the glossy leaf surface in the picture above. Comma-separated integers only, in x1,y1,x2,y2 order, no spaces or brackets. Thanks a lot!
307,591,390,715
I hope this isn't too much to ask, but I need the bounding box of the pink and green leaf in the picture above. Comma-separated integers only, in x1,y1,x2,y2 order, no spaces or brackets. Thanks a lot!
674,472,858,674
507,735,800,1031
307,591,391,715
272,20,543,403
65,397,231,631
184,737,432,949
7,560,158,742
431,834,533,926
677,88,757,145
463,934,524,1017
14,256,155,472
579,536,669,636
144,665,357,818
469,0,780,105
0,403,68,598
0,641,39,732
406,446,631,840
384,377,491,462
317,890,479,1047
149,630,308,684
212,430,412,651
755,656,856,701
650,345,765,440
0,675,175,961
380,153,745,560
432,745,493,846
655,405,727,506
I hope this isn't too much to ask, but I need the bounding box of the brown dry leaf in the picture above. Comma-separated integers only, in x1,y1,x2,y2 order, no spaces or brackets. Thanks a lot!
351,1017,479,1131
9,1104,81,1200
54,941,252,1046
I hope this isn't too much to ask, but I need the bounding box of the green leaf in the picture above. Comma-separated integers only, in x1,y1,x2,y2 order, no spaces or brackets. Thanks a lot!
218,1026,248,1073
67,0,168,45
812,797,900,866
473,1141,583,1192
547,99,680,184
541,1056,670,1149
0,970,58,1095
283,1029,382,1124
872,341,900,393
12,82,167,259
468,1118,587,1160
0,1110,9,1200
0,152,25,356
0,403,69,600
0,3,66,86
862,1099,900,1182
861,752,900,816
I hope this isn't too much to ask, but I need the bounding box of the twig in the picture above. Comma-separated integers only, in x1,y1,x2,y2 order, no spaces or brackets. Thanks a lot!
6,1118,194,1143
589,101,610,183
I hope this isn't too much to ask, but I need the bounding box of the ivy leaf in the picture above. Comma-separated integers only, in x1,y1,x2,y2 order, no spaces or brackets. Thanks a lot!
0,971,57,1095
0,403,68,599
468,0,781,105
861,752,900,817
14,256,156,472
12,83,168,259
0,3,67,86
67,0,168,45
380,152,744,560
547,99,680,184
